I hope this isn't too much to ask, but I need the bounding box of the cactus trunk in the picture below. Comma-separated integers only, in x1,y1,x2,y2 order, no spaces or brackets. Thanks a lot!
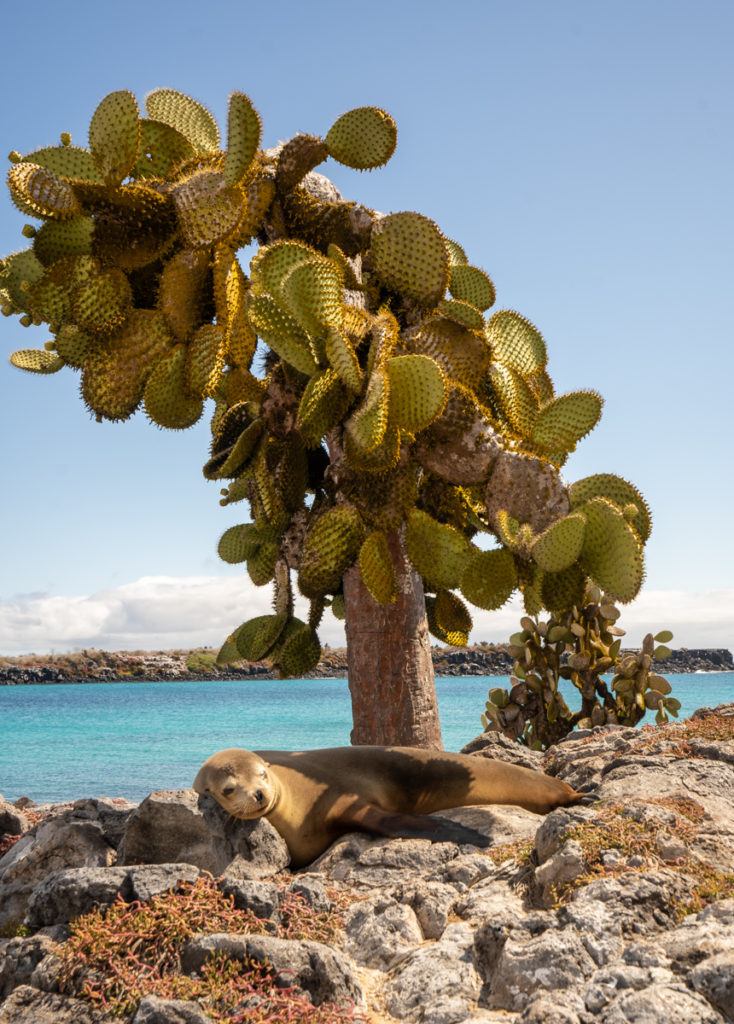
343,530,443,748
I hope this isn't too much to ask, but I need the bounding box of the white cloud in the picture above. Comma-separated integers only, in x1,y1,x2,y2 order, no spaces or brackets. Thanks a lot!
0,576,732,656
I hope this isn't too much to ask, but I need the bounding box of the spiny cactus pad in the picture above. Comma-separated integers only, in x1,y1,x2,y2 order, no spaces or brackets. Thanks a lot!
371,212,449,306
578,497,644,602
325,107,397,170
460,547,517,610
406,509,474,590
2,88,654,667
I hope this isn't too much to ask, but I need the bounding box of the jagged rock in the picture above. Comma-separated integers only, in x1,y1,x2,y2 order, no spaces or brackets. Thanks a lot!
0,800,28,838
132,995,214,1024
0,820,115,932
217,876,280,919
25,863,200,928
583,963,677,1013
560,898,624,967
0,934,58,999
385,922,482,1023
344,894,423,968
518,991,587,1023
534,839,586,902
0,985,107,1023
489,926,596,1011
659,900,734,970
402,881,457,939
600,982,726,1022
455,873,527,924
59,798,137,849
117,789,289,877
570,870,696,936
461,731,544,770
313,834,460,887
689,953,734,1020
181,933,362,1006
286,875,332,912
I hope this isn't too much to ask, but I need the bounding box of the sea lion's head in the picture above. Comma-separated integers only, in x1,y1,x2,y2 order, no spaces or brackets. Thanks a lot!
193,748,277,819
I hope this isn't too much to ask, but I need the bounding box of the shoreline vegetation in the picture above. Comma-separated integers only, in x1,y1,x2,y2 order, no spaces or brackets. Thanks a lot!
1,644,731,686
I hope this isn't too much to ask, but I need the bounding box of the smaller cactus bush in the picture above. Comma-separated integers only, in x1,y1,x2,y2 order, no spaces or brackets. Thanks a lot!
483,584,678,749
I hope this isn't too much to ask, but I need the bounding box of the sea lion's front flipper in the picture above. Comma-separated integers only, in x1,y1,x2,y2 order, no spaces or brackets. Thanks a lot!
336,800,443,841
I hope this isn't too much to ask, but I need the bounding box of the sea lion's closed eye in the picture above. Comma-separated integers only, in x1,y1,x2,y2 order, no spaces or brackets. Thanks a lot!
222,785,235,796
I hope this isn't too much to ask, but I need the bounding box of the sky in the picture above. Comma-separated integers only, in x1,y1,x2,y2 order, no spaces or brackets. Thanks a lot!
1,0,732,654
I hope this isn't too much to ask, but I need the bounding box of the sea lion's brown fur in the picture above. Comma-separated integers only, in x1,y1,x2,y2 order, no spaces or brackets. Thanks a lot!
193,745,582,867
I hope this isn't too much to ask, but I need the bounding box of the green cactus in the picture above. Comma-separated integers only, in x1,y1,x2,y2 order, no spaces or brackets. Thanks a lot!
482,585,677,750
1,88,660,722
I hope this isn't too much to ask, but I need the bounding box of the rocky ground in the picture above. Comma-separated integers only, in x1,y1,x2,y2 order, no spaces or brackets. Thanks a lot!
1,646,731,685
1,706,734,1023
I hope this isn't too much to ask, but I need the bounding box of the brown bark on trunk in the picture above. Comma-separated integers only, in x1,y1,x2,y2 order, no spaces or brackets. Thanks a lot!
343,530,443,749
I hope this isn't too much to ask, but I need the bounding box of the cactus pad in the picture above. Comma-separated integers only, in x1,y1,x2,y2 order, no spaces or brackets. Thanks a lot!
460,547,517,610
325,326,363,391
71,267,131,334
386,353,446,433
579,497,644,602
345,367,389,454
281,256,343,335
449,264,496,311
437,298,486,331
54,324,92,367
325,106,397,170
429,589,473,646
88,90,141,184
486,310,547,375
540,563,587,612
224,92,261,186
488,362,539,436
371,212,449,306
275,621,322,677
217,523,265,564
236,613,288,662
9,348,63,373
532,390,603,453
297,369,351,448
246,294,319,376
20,145,102,182
186,324,226,397
33,217,94,265
134,119,195,179
358,530,396,605
173,170,242,248
406,509,474,590
8,163,81,220
414,316,490,386
143,345,204,429
298,505,364,597
81,309,173,420
531,512,586,572
145,89,220,152
569,473,652,542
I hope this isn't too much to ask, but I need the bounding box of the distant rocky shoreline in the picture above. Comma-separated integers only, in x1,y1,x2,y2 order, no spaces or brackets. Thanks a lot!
0,644,731,685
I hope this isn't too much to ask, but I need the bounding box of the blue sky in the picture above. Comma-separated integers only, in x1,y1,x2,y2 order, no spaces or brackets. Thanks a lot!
1,0,732,652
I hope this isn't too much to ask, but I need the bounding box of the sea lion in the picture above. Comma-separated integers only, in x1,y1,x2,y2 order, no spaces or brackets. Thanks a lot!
193,746,583,867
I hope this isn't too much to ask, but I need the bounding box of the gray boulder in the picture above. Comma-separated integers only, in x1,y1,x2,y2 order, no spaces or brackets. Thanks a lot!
0,819,115,932
689,952,734,1020
0,800,28,838
0,934,58,999
385,922,482,1023
600,982,726,1023
117,789,289,877
181,932,362,1006
217,876,280,919
26,863,200,928
489,926,596,1011
344,894,423,969
0,985,107,1023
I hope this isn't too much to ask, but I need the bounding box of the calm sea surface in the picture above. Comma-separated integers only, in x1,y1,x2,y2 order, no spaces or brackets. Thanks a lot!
1,673,732,803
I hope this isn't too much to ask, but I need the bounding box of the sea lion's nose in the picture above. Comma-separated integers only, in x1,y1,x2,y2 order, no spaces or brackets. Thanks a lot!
255,789,264,803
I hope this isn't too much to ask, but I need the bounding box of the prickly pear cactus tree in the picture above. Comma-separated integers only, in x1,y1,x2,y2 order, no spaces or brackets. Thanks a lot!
484,584,677,749
1,89,656,747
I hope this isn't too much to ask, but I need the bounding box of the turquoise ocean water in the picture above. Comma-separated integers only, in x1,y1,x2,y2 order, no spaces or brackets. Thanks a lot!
1,673,732,803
